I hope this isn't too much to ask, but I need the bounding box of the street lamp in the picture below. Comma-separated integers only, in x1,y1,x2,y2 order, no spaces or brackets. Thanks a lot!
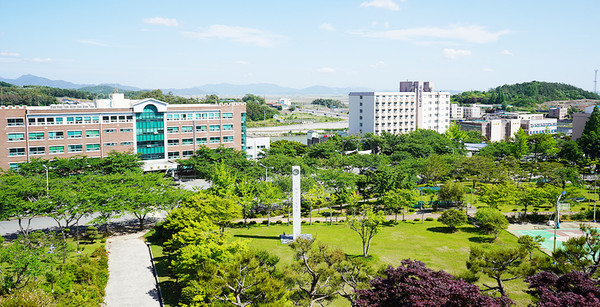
553,190,566,253
42,164,49,196
258,163,271,181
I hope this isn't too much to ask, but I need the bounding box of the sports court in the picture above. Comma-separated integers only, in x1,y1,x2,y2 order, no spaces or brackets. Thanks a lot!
513,227,589,252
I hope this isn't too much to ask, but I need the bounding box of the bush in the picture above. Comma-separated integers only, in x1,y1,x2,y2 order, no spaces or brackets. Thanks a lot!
438,209,468,231
413,219,420,222
249,221,257,225
261,220,268,225
425,217,434,221
314,220,321,223
275,220,282,225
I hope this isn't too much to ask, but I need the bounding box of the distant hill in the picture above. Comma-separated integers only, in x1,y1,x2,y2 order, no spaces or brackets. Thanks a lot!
452,81,600,107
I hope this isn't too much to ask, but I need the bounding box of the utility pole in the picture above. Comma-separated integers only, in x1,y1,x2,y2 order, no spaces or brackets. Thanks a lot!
595,69,598,94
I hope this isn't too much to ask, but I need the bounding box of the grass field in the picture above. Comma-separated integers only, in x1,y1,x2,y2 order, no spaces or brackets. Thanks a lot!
227,220,541,306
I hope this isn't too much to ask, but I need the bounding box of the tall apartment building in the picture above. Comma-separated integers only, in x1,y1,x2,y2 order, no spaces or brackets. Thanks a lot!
1,93,246,171
348,81,450,136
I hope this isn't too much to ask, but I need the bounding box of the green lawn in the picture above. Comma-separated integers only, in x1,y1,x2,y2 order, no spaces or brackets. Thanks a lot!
228,221,540,306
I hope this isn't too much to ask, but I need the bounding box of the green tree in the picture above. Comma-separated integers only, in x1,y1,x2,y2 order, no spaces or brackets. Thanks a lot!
284,239,345,307
0,234,50,294
479,183,517,209
517,185,547,219
383,189,417,221
438,181,465,207
438,209,468,232
257,182,284,226
348,207,386,257
186,191,241,233
304,184,328,225
236,176,257,228
518,235,545,260
467,246,527,303
474,207,509,240
553,224,600,276
445,122,468,141
578,106,600,159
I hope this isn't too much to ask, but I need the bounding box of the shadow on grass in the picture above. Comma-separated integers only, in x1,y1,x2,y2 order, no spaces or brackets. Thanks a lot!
468,236,494,243
427,226,453,233
153,254,181,306
233,234,280,240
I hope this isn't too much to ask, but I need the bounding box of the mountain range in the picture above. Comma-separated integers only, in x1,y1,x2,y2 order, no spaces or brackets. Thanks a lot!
0,74,386,96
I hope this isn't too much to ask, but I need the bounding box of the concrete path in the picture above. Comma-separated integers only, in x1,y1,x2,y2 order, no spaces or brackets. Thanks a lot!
104,231,160,307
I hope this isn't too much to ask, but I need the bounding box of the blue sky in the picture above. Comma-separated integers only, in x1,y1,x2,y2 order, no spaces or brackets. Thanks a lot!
1,0,599,92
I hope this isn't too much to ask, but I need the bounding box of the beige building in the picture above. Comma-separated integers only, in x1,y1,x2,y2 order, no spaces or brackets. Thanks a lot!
1,93,246,171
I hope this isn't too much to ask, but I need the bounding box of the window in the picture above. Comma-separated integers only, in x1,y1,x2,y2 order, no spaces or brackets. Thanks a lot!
75,117,83,124
222,112,233,119
120,128,133,133
7,118,24,126
105,142,117,147
168,139,179,146
49,146,64,154
46,118,54,125
28,132,44,140
121,141,133,146
28,118,36,125
222,136,233,143
86,144,100,152
222,124,233,131
167,127,179,134
67,131,82,139
209,125,220,132
48,131,64,139
196,137,207,144
29,146,45,155
66,117,75,124
86,130,100,138
210,137,220,144
168,151,180,159
8,133,24,141
9,148,26,156
55,117,63,124
84,116,92,124
68,144,83,152
182,150,194,158
103,129,116,133
196,125,207,132
182,138,193,145
181,126,193,133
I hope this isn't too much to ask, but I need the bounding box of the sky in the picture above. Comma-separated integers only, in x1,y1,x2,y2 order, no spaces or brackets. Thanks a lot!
1,0,599,92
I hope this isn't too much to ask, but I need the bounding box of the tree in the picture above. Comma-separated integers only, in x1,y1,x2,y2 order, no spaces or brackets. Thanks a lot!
553,224,600,276
439,209,468,232
478,183,517,209
383,189,417,221
197,250,290,307
186,191,241,233
236,176,257,228
305,184,327,225
438,181,465,207
0,234,50,294
518,235,545,260
467,246,527,304
578,106,600,159
0,174,47,241
256,182,284,227
100,151,143,174
445,122,468,141
558,139,584,164
335,257,373,306
526,271,600,307
474,207,509,240
517,185,547,219
421,154,451,184
356,259,499,307
348,207,386,257
284,239,345,307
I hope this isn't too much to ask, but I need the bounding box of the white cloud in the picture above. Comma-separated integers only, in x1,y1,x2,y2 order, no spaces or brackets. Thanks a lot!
360,0,403,11
483,68,494,72
442,48,472,59
78,39,108,47
502,49,514,56
370,61,386,68
235,60,249,65
143,17,180,27
0,51,20,57
384,22,390,29
30,57,53,63
183,25,284,47
352,25,512,44
320,23,334,31
317,67,335,73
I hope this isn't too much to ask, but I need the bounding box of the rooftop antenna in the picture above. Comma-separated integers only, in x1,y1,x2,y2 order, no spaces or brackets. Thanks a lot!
595,70,598,94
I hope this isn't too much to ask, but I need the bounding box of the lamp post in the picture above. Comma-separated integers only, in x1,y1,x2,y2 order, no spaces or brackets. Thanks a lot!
42,164,49,196
592,169,597,223
554,190,566,253
258,163,271,181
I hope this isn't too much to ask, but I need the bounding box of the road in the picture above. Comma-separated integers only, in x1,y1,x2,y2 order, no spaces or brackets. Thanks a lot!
247,120,348,136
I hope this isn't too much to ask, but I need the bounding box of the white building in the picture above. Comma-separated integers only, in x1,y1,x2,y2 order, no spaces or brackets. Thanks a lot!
245,137,270,159
450,104,463,120
349,81,450,136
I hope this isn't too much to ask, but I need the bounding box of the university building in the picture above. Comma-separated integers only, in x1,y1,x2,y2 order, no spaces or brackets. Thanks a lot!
0,93,246,171
348,81,450,136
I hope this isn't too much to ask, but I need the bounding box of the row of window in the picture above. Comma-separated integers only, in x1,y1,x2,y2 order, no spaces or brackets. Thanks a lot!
165,112,233,121
167,151,195,159
167,136,234,146
8,128,133,141
9,143,105,156
166,124,233,134
7,112,236,127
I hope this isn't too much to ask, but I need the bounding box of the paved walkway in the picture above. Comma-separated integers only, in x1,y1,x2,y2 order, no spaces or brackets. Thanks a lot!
104,231,160,307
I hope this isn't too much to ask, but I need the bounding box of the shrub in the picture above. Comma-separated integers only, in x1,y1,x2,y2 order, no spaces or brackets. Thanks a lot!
261,220,268,225
249,221,257,225
275,220,282,225
438,209,467,232
425,217,434,221
413,219,420,222
314,220,321,223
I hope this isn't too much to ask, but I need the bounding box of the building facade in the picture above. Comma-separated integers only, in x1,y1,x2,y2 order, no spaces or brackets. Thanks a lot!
459,112,557,142
1,93,246,171
245,137,270,159
348,81,450,136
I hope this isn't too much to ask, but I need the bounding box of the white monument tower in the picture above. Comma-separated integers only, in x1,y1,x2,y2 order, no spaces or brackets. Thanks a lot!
292,165,301,240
